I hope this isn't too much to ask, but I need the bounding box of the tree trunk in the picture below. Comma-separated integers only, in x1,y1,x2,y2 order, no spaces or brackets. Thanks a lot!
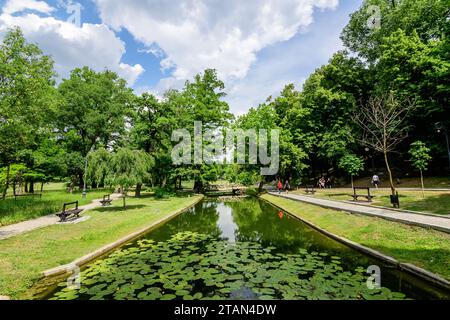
29,179,34,194
41,182,44,193
135,183,142,198
383,151,395,195
122,187,126,208
420,170,425,198
24,181,28,193
193,179,204,193
351,175,354,190
2,164,11,199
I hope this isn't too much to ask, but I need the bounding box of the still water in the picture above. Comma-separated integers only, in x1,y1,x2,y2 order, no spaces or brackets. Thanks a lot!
47,198,450,300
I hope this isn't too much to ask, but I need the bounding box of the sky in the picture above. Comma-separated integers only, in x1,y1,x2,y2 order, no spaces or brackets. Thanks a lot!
0,0,363,115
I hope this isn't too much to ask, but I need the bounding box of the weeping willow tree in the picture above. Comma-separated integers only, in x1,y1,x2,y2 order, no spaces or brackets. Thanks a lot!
86,148,111,188
88,148,151,208
107,148,151,208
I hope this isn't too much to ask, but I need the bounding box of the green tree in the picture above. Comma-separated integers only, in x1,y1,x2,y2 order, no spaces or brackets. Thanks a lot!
409,141,432,196
0,27,56,199
105,148,151,208
86,148,112,188
338,154,365,189
180,69,233,192
56,67,133,188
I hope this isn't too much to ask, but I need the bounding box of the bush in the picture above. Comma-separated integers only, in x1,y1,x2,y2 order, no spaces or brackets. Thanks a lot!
154,187,175,199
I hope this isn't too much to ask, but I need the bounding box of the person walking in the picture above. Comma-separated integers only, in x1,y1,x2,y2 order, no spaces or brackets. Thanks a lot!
284,180,291,194
277,180,283,194
372,174,380,189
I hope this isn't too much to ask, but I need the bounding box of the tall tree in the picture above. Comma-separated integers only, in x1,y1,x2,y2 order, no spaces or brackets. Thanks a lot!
56,67,133,188
354,93,416,195
180,69,233,192
0,27,56,199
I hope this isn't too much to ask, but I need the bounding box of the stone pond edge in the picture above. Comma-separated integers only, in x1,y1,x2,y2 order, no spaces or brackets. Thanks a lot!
42,194,204,278
260,194,450,292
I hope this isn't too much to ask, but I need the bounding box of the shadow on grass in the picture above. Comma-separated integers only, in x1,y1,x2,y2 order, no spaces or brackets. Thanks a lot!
95,205,147,213
401,194,450,215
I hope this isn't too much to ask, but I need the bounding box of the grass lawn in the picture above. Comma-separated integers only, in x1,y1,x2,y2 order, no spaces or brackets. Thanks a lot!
261,194,450,281
0,189,114,226
291,188,450,215
0,194,202,299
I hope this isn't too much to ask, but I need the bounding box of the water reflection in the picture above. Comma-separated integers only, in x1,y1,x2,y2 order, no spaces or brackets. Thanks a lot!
142,197,450,300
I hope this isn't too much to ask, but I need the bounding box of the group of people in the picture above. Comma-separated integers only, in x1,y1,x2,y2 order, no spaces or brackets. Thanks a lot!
277,180,291,194
317,176,333,189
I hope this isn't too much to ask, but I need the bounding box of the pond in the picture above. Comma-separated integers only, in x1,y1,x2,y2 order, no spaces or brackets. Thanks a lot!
47,197,450,300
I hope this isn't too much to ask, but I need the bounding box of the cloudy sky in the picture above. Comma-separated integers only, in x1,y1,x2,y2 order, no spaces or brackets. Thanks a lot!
0,0,363,115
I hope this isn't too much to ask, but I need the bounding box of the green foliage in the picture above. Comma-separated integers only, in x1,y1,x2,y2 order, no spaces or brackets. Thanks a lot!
106,148,150,190
409,141,432,172
338,154,365,177
154,187,176,199
0,28,56,197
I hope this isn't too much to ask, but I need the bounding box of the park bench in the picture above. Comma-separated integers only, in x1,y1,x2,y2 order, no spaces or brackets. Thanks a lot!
99,194,113,206
14,193,42,201
56,201,84,222
305,185,316,195
351,187,374,202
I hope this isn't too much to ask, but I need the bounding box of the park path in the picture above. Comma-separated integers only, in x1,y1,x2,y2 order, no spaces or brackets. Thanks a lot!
269,192,450,234
0,194,122,241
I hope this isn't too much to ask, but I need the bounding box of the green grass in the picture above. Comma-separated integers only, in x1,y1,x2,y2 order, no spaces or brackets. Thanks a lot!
292,188,450,215
0,189,114,226
0,194,202,299
261,194,450,281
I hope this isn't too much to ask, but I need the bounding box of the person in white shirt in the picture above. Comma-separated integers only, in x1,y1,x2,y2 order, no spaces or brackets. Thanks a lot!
372,175,380,189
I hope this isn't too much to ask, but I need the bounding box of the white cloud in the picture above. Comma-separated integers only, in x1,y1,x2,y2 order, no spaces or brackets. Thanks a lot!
0,1,144,86
94,0,339,112
95,0,338,83
2,0,54,15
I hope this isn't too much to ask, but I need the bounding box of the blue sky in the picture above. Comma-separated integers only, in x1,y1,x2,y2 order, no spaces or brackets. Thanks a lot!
0,0,363,114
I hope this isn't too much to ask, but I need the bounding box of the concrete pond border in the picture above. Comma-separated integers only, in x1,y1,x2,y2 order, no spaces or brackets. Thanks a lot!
260,195,450,292
42,195,204,278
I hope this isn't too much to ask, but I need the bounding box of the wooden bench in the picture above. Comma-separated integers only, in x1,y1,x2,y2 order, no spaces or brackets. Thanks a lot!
99,194,113,206
14,193,42,201
351,187,375,202
56,201,84,222
305,185,316,195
